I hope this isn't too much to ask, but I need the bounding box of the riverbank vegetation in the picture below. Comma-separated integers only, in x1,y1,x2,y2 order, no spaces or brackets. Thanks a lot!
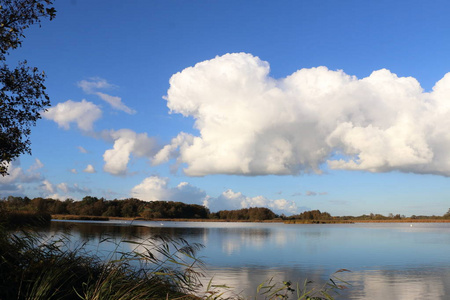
2,195,450,223
0,226,204,299
0,210,51,228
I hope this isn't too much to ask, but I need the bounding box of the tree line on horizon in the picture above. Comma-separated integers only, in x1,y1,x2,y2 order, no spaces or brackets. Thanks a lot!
0,195,280,221
1,195,450,221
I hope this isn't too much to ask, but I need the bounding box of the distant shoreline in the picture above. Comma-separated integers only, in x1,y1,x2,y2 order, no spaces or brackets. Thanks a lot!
51,214,450,224
352,219,450,223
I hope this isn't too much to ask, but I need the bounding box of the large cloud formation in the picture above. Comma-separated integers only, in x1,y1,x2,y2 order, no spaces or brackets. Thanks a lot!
155,53,450,176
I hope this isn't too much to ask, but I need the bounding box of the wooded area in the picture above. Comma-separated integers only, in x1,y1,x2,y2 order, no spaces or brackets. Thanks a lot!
1,195,450,222
0,195,281,221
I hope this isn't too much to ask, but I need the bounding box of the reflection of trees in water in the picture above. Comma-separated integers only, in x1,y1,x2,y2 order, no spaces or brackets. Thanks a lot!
49,222,149,242
214,227,271,237
210,228,271,254
48,222,208,243
48,221,330,246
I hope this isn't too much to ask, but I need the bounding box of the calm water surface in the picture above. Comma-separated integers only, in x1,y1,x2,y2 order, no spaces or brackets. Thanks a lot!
44,220,450,299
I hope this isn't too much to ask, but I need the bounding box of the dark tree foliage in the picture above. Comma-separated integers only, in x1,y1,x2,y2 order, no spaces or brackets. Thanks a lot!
211,207,277,221
444,208,450,219
0,0,56,175
288,210,332,221
0,196,212,220
141,201,210,219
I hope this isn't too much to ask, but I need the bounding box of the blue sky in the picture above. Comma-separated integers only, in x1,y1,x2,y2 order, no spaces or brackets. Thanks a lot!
2,0,450,216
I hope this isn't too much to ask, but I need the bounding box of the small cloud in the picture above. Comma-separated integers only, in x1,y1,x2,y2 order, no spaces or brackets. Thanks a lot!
28,159,44,172
41,180,55,193
56,182,91,195
78,78,136,115
83,164,96,173
72,183,92,194
43,99,102,131
96,92,136,115
291,192,302,197
70,169,78,174
304,191,327,197
78,146,88,153
57,182,69,193
78,77,115,94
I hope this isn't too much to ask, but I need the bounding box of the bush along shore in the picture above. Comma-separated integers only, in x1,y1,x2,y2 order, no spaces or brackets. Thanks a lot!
1,211,51,229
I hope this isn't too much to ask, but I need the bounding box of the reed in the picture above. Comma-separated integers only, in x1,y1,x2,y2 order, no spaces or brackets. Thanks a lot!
0,226,202,300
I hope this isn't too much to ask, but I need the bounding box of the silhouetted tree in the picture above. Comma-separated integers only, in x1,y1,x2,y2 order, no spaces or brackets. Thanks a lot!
0,0,56,175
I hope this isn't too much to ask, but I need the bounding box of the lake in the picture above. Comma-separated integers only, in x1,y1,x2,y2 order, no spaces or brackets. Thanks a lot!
42,220,450,299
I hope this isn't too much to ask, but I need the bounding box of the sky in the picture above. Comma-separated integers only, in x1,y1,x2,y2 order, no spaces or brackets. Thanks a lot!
2,0,450,216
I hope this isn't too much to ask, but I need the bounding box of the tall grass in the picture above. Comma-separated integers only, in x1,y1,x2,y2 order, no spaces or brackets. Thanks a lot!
0,226,203,300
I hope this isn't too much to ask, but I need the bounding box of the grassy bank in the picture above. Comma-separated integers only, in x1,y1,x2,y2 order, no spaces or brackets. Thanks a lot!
52,214,110,221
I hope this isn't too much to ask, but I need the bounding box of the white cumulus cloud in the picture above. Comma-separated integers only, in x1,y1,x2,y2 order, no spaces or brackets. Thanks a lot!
102,129,158,175
44,99,102,131
131,176,207,205
131,175,300,215
0,159,42,185
83,164,96,173
208,189,299,215
41,180,55,193
0,159,43,194
156,52,450,177
39,180,92,200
